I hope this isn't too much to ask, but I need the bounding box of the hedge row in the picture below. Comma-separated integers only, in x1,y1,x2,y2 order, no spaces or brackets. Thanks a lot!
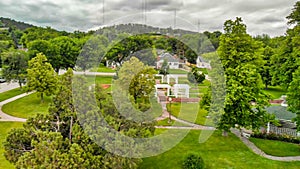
251,132,300,144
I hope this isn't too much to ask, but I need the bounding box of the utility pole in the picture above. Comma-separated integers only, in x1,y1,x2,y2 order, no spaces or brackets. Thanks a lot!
102,0,105,25
198,19,200,33
142,0,147,25
174,9,177,29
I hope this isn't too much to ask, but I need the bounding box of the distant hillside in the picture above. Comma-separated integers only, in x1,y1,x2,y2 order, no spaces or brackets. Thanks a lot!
0,17,35,30
95,23,197,36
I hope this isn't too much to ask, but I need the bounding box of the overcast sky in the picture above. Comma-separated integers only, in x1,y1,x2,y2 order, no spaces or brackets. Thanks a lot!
0,0,297,37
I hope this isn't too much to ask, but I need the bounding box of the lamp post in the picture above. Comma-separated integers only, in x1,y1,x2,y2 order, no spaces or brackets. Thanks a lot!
168,97,172,123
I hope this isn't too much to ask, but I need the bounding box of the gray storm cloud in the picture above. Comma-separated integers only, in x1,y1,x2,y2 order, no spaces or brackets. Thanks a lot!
0,0,297,36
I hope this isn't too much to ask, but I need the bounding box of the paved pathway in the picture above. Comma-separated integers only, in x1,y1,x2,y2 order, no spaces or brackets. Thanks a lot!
0,92,33,122
231,129,300,161
155,93,300,161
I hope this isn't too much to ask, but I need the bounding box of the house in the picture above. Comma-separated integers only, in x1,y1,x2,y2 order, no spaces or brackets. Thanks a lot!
156,53,185,69
196,56,211,69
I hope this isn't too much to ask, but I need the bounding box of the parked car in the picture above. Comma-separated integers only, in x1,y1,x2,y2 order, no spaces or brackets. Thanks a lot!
0,77,6,83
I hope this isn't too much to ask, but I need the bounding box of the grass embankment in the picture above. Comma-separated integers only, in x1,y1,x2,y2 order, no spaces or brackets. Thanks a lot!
167,103,214,126
249,137,300,157
139,130,300,169
0,88,26,102
2,93,51,119
263,86,286,99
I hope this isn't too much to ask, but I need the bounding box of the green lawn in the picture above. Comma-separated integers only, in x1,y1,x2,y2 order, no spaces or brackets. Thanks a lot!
263,86,286,99
169,69,189,74
2,93,51,119
195,67,209,75
199,80,211,87
0,88,25,102
167,103,214,126
90,65,116,73
249,137,300,157
0,122,24,169
85,75,113,86
156,118,192,127
139,130,300,169
156,119,176,126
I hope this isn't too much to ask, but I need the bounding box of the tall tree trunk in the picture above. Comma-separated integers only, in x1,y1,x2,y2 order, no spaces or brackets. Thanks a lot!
222,130,228,137
55,67,59,73
57,116,60,132
41,93,44,103
69,116,73,143
18,80,22,89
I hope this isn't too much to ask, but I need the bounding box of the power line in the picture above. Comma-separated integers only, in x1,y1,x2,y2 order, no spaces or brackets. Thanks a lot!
198,19,200,33
174,9,177,29
102,0,105,25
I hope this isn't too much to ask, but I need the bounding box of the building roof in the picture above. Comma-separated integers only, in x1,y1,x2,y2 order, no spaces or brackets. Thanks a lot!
197,56,209,63
158,53,179,63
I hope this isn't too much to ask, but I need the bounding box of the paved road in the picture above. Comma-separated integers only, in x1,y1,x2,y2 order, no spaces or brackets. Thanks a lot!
0,82,20,93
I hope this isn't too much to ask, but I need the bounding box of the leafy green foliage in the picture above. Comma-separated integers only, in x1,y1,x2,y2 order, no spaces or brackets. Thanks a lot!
217,17,270,134
115,57,156,110
0,122,24,169
200,85,211,111
1,49,28,88
20,27,64,47
25,53,58,102
182,153,204,169
187,67,205,84
158,59,169,75
76,35,108,71
106,34,152,66
287,68,300,131
27,39,61,72
259,46,274,89
271,1,300,89
287,1,300,25
4,69,150,168
50,36,80,70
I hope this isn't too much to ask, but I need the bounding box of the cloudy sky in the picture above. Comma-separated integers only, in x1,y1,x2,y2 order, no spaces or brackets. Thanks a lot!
0,0,297,37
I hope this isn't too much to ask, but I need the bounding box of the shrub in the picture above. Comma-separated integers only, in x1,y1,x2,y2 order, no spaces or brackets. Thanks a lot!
251,132,300,144
182,153,204,169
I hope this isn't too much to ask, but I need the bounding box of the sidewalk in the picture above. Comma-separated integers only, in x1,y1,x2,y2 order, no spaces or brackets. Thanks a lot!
0,92,33,122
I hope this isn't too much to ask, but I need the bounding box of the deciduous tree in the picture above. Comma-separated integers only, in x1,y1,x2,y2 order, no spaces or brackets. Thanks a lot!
287,67,300,131
1,49,28,88
217,17,270,136
26,53,57,102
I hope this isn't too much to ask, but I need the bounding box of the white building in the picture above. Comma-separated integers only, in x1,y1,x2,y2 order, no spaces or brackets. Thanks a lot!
196,56,211,69
156,53,185,69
